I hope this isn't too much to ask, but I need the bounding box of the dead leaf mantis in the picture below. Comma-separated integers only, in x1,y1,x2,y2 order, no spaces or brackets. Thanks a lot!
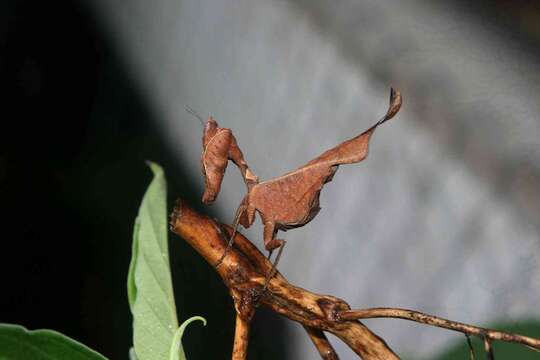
191,88,402,283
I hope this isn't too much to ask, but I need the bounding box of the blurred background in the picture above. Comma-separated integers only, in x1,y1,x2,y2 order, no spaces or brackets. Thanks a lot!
1,0,539,359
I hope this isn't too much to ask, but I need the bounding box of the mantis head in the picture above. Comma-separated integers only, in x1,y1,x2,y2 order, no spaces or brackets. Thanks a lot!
201,117,258,205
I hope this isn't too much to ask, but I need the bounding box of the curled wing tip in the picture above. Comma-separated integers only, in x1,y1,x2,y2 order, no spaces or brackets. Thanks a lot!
369,87,402,130
386,87,402,121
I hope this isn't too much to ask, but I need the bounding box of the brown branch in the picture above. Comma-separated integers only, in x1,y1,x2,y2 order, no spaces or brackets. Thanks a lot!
303,326,340,360
171,199,540,359
339,308,540,351
170,199,399,360
484,337,494,360
465,334,475,360
233,313,251,360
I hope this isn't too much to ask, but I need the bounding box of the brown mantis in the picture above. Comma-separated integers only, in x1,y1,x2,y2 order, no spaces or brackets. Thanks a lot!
195,88,402,281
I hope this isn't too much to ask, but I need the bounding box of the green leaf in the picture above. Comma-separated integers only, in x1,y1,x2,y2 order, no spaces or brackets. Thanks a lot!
0,323,107,360
129,162,206,360
127,218,140,310
170,317,207,360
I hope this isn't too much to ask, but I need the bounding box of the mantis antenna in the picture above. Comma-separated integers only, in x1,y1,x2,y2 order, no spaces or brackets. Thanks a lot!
185,105,205,126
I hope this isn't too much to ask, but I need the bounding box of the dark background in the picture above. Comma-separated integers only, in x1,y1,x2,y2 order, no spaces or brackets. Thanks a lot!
0,1,288,359
0,1,539,359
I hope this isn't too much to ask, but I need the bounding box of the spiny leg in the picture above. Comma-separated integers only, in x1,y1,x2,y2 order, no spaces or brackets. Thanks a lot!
262,221,286,290
215,203,246,267
263,240,286,291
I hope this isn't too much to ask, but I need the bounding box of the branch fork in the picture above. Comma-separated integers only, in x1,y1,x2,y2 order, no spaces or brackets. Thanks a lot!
170,199,540,359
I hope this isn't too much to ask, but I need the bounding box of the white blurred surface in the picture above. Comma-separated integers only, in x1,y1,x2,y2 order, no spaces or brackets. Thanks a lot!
93,0,540,358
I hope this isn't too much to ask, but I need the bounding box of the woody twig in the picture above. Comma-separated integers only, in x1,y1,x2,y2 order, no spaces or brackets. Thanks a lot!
339,308,540,352
170,199,398,360
170,199,540,359
303,326,340,360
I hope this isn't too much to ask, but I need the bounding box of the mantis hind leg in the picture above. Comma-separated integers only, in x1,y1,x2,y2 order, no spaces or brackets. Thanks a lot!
264,240,286,291
215,203,246,267
262,220,286,290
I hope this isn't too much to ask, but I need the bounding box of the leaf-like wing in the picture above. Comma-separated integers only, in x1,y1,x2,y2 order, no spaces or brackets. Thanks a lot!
304,88,401,167
0,323,108,360
249,163,335,227
250,88,402,228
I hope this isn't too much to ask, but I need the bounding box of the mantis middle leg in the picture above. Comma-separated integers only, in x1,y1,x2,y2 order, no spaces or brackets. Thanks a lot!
263,220,286,290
